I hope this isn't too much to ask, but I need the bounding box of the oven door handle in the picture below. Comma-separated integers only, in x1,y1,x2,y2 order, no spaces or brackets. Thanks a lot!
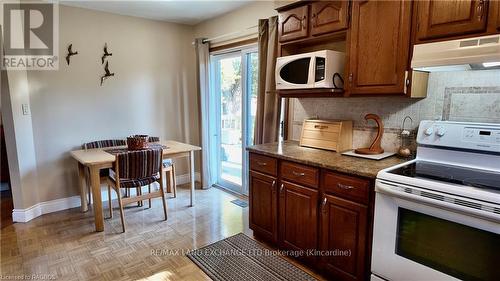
375,180,500,223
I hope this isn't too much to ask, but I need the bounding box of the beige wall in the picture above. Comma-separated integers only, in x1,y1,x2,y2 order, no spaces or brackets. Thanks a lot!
193,1,277,46
23,5,197,204
4,0,278,211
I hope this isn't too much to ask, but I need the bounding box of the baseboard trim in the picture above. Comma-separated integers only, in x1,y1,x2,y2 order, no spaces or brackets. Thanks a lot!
12,195,81,223
12,172,201,223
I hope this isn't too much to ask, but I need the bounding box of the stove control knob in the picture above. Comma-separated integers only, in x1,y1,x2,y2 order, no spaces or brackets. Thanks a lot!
424,127,434,136
436,128,446,137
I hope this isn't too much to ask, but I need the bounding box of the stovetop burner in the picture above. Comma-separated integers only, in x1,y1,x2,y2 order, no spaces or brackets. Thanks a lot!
389,161,500,190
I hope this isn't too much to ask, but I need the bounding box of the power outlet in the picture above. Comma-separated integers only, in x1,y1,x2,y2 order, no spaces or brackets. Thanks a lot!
22,104,30,115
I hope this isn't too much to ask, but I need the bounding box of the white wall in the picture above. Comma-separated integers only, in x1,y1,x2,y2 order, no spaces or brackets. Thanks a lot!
22,5,197,204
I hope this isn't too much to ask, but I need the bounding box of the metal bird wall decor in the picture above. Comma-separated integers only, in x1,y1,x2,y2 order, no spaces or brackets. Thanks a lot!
65,44,78,65
100,61,115,86
101,43,113,64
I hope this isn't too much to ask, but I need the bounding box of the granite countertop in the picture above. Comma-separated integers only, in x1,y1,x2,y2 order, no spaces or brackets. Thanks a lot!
247,141,407,179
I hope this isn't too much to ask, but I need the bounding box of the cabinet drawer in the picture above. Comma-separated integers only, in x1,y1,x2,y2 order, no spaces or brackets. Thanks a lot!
281,161,319,188
250,153,277,176
322,171,370,204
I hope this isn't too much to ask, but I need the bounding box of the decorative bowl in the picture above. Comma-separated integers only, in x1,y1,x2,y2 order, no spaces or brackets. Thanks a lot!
127,135,148,150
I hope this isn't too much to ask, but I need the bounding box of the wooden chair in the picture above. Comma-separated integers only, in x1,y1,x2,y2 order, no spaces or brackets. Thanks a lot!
107,148,167,232
148,137,177,198
82,139,126,206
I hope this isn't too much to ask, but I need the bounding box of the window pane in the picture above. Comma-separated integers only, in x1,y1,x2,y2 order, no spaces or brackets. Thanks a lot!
247,52,258,146
218,56,242,186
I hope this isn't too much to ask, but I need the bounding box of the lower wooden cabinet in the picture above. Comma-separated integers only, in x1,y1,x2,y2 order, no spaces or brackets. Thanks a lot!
279,181,318,254
249,170,278,243
320,194,368,281
249,152,372,280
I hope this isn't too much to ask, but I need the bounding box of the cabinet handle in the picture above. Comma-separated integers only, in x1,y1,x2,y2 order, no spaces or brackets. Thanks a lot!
302,15,307,29
292,171,306,177
280,183,285,195
348,73,353,83
321,197,327,212
311,13,317,27
337,183,355,190
271,180,276,192
477,0,485,21
257,161,267,166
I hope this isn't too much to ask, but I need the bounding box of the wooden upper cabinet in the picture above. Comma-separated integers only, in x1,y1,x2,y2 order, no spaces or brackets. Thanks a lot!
347,0,412,95
310,1,349,36
279,181,318,254
320,194,368,281
249,171,278,243
278,5,309,42
416,0,489,41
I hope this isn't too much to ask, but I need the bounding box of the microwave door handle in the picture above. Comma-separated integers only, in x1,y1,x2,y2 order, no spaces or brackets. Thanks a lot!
309,57,316,85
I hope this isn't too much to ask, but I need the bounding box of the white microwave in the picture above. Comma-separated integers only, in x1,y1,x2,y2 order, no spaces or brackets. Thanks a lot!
275,50,345,90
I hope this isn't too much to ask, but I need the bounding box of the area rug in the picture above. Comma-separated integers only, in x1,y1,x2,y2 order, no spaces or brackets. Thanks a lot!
187,233,317,281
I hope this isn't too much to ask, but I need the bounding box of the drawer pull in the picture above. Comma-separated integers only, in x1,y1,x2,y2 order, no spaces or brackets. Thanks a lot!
321,197,327,212
292,171,306,177
337,183,355,190
257,161,267,166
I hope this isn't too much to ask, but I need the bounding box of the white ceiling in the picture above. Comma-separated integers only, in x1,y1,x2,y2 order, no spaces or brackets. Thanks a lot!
61,0,253,25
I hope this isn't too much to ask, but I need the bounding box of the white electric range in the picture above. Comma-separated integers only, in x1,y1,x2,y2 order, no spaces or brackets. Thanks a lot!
371,120,500,281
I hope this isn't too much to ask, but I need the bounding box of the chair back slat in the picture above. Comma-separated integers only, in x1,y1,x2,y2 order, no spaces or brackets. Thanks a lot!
148,136,160,142
83,139,125,149
116,149,162,179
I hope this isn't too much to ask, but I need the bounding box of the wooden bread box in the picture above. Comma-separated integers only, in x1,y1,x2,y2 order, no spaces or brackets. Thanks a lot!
299,119,353,152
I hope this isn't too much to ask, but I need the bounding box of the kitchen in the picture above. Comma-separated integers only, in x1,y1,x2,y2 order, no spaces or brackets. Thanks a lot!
1,1,498,280
247,1,500,281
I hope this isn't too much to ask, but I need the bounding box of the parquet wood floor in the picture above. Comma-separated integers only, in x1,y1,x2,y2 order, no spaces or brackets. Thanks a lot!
0,185,322,281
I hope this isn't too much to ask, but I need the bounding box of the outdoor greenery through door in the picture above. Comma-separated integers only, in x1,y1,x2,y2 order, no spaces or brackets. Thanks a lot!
211,47,258,195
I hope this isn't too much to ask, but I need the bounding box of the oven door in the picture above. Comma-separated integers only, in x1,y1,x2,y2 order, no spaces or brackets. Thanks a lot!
372,180,500,281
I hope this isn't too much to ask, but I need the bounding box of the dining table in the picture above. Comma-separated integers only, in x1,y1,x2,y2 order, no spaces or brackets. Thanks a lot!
70,140,201,232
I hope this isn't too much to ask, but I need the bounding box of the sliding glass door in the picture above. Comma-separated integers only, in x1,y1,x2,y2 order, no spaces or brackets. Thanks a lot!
211,47,258,195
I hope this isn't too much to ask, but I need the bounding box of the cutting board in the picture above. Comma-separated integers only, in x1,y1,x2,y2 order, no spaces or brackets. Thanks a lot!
342,150,395,160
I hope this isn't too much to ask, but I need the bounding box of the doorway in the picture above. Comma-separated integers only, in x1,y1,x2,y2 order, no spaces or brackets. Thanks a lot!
210,47,258,195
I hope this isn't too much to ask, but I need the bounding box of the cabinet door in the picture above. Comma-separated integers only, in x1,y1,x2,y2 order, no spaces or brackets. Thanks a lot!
249,171,278,242
320,195,368,281
347,0,411,95
416,0,488,41
310,1,349,36
491,0,500,31
278,5,309,42
279,181,319,254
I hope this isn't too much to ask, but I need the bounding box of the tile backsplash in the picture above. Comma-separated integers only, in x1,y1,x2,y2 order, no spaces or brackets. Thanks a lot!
290,69,500,152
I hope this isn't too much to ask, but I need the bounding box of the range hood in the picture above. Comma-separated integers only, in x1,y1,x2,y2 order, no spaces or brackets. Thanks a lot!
411,34,500,72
